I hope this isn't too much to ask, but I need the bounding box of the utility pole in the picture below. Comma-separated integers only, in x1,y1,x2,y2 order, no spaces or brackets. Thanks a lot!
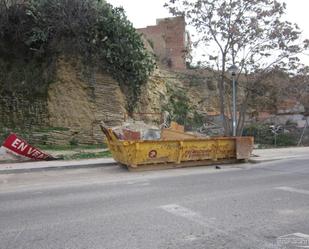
228,65,239,136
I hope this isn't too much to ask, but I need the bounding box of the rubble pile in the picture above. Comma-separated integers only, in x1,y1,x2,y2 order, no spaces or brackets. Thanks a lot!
112,120,161,140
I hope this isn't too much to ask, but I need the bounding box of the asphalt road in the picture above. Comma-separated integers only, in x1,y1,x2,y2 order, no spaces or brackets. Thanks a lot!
1,157,309,249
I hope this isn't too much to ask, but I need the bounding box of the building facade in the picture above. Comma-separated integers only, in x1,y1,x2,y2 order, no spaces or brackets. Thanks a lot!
137,16,191,70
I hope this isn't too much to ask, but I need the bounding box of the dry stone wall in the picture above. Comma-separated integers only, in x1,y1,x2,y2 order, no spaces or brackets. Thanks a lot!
0,59,127,145
45,59,126,145
0,93,48,130
0,58,220,145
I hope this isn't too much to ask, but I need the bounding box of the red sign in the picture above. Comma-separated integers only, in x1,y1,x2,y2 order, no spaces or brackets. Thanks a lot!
2,134,55,161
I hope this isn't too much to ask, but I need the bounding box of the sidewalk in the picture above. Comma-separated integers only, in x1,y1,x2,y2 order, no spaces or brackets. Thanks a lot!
0,147,308,174
250,146,309,163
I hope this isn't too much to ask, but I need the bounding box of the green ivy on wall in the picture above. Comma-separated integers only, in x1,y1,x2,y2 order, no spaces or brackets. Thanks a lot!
0,0,155,111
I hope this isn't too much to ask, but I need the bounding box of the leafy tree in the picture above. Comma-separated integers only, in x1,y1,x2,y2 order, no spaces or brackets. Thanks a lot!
165,0,309,135
163,88,191,126
0,0,155,111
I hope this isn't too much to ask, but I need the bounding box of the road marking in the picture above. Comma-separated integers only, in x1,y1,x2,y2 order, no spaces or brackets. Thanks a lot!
293,233,309,239
161,204,200,218
160,204,227,234
275,186,309,195
126,180,150,187
160,204,275,249
126,179,149,184
183,235,198,241
277,208,309,216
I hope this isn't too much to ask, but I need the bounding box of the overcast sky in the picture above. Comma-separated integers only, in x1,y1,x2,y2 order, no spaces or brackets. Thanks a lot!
106,0,309,65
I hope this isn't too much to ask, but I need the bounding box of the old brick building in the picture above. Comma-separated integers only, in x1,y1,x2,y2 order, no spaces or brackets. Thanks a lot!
137,16,191,70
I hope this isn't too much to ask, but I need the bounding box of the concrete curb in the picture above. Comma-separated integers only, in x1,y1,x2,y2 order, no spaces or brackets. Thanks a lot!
0,158,117,174
248,156,298,164
249,158,281,164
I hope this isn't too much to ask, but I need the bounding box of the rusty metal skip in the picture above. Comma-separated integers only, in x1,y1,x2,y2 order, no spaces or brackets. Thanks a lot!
100,125,254,171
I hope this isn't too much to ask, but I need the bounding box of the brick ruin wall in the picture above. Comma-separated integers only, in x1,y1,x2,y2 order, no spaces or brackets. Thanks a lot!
137,16,187,70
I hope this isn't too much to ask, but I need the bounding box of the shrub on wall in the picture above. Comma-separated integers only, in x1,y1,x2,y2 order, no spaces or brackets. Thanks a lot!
0,0,155,111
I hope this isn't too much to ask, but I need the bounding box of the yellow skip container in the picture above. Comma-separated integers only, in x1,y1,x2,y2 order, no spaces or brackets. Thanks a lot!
101,125,254,171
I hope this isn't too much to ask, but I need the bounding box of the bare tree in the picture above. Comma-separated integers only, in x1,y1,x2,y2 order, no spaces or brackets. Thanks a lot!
165,0,309,135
